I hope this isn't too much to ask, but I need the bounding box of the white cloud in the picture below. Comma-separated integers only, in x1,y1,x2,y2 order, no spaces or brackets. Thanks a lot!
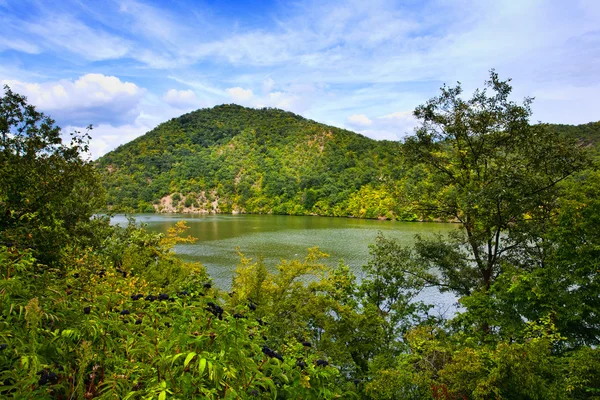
225,85,305,112
226,87,254,104
221,82,317,115
2,74,145,125
163,89,200,109
264,91,305,112
377,111,419,137
380,111,417,126
0,37,40,54
66,121,152,159
168,76,227,97
347,114,372,127
24,15,130,61
2,0,599,157
343,110,419,141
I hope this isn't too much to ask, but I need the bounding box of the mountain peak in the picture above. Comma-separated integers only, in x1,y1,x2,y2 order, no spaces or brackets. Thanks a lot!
97,105,405,218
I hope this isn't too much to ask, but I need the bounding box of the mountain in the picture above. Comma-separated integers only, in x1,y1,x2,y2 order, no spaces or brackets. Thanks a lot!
547,121,600,149
97,105,600,219
97,105,411,219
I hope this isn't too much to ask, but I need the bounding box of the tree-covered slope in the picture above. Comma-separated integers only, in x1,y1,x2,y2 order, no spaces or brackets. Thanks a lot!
98,103,600,219
97,105,410,219
548,121,600,161
549,121,600,146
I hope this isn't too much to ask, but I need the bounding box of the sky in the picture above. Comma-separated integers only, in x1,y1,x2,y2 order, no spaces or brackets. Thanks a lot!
1,0,599,158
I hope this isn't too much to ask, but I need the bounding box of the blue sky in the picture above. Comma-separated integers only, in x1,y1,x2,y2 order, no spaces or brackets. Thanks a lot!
1,0,599,157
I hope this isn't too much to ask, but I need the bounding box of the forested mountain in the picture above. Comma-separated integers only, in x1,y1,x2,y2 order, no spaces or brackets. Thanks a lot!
98,104,600,219
97,105,410,219
548,121,600,151
548,122,600,167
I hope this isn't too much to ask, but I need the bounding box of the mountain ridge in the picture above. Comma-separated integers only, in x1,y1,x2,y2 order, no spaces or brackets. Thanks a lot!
97,104,600,219
97,104,409,219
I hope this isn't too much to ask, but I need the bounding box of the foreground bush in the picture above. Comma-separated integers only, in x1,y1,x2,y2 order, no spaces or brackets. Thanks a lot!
0,229,347,399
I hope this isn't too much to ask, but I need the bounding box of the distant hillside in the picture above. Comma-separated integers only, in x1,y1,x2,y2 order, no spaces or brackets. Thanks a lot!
97,106,600,219
97,105,411,219
547,121,600,150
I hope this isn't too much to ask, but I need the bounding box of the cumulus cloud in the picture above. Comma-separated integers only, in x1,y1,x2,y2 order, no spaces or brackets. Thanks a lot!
221,81,317,115
347,114,372,127
345,110,419,141
377,111,419,137
64,92,194,159
163,89,200,109
379,111,418,129
263,91,303,111
226,87,254,104
63,121,152,159
2,74,145,126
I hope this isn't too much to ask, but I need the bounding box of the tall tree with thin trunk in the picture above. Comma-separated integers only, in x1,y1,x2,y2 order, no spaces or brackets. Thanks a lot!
401,71,587,333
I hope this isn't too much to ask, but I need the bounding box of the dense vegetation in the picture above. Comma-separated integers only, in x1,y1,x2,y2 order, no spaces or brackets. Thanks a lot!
97,101,600,222
97,105,411,219
550,121,600,149
2,71,600,400
0,87,348,399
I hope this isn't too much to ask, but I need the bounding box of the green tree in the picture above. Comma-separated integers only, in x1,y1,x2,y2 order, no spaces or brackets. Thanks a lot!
228,248,396,390
401,71,587,333
0,85,104,265
498,168,600,346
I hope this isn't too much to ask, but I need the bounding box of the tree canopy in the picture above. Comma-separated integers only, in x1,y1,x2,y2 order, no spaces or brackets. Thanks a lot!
0,86,104,265
399,72,586,310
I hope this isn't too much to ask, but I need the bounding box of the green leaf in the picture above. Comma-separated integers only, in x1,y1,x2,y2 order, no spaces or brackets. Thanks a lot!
184,352,196,368
170,352,185,366
199,358,207,376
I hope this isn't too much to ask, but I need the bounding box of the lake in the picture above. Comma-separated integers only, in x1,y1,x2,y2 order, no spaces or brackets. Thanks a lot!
112,214,459,315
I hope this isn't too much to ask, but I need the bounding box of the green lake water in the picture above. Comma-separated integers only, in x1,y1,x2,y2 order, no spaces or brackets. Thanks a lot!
113,214,459,315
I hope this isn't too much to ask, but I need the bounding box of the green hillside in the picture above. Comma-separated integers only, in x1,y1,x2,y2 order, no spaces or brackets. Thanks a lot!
98,104,600,219
548,121,600,159
549,121,600,145
98,105,410,219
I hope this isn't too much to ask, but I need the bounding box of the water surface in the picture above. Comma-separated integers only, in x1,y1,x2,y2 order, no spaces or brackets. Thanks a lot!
113,214,458,314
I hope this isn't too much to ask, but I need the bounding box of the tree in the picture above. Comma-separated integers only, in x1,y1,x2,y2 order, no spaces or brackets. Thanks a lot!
401,71,587,332
501,168,600,346
0,85,104,265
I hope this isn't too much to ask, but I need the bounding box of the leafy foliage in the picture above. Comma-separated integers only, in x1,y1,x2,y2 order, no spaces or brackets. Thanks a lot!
3,74,600,399
0,88,350,399
0,86,104,265
399,71,590,338
0,235,348,399
359,73,600,397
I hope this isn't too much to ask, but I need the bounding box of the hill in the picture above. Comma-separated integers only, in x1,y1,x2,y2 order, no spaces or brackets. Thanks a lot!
97,104,410,219
547,121,600,152
548,121,600,143
97,105,600,219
